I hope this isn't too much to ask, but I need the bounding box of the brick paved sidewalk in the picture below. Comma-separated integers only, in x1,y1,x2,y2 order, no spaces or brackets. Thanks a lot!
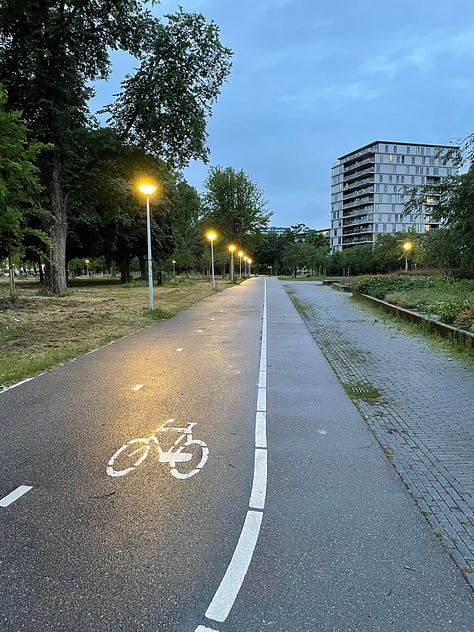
284,280,474,590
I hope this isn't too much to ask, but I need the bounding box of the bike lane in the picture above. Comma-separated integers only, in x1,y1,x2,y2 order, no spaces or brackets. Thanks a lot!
0,279,266,631
215,277,474,631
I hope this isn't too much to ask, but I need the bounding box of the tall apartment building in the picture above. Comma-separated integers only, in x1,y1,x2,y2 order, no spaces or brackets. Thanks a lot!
330,140,458,251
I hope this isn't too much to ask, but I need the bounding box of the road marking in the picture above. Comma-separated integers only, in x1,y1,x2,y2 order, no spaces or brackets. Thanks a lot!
195,626,219,632
131,384,144,391
203,278,268,626
205,510,263,622
255,411,267,449
249,449,267,510
0,485,33,507
176,348,183,352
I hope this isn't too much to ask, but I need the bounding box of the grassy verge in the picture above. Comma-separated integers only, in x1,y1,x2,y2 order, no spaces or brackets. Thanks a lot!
351,274,474,331
0,276,232,389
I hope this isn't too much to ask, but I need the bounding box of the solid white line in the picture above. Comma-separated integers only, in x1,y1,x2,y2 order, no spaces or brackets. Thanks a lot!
1,377,34,393
255,411,267,449
249,449,267,510
205,510,263,623
258,371,266,388
0,485,33,507
131,384,144,391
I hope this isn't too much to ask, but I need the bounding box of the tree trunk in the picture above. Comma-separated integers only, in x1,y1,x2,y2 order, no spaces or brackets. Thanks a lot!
139,255,146,279
119,257,131,283
43,155,68,294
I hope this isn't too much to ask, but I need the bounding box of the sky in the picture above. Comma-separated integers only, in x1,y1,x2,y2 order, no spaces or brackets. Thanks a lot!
90,0,474,230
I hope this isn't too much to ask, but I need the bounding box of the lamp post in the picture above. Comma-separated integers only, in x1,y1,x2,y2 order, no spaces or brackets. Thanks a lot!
243,256,248,277
172,260,176,278
207,231,217,289
248,258,252,276
229,245,236,282
238,250,243,279
402,241,413,272
84,258,90,277
138,182,158,310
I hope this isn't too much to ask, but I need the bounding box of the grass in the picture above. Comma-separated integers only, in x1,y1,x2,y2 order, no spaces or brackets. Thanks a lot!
0,275,232,389
351,274,474,330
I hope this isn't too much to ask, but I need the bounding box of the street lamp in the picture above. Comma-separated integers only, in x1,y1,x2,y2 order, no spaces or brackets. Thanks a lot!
243,256,248,277
247,258,252,276
172,260,176,277
84,258,90,277
238,250,243,279
206,231,217,289
228,245,236,283
402,241,413,272
138,182,158,310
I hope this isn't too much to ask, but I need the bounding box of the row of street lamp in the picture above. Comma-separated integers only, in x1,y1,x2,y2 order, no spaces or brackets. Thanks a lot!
137,180,254,310
206,231,252,289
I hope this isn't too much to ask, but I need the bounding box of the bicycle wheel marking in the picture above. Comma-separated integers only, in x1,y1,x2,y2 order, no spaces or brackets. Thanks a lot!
106,420,208,480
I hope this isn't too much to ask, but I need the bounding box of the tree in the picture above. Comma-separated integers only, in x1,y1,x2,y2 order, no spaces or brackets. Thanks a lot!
0,86,48,296
108,9,232,168
202,166,271,244
0,2,232,293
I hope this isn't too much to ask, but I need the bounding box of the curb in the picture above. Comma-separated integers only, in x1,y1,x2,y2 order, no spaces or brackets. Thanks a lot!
355,293,474,349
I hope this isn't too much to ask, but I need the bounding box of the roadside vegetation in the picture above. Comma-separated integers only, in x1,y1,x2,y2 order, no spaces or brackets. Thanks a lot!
351,274,474,331
0,276,231,389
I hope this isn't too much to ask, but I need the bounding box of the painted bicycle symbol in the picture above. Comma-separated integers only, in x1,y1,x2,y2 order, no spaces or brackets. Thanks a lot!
106,419,209,480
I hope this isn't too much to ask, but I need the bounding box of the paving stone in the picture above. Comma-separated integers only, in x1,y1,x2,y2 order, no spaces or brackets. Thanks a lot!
283,282,474,585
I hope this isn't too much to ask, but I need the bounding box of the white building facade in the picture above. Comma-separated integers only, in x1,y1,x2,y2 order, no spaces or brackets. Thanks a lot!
330,140,458,251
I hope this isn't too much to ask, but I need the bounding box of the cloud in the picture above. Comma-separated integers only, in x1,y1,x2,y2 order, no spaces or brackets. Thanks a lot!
280,81,381,111
360,24,474,79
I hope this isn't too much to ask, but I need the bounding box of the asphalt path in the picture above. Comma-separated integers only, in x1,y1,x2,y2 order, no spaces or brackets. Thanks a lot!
1,277,473,631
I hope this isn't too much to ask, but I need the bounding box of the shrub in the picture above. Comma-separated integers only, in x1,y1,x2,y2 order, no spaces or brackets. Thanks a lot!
454,305,474,332
426,299,471,324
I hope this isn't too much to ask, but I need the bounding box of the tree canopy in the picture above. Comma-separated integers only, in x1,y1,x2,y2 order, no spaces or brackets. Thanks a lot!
0,85,49,294
0,1,232,293
202,166,271,243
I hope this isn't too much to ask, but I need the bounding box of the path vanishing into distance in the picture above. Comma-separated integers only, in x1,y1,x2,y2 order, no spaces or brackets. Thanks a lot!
1,277,473,631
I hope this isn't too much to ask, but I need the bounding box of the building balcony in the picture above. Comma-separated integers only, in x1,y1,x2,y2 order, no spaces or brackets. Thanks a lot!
342,225,372,236
343,167,375,184
343,154,376,174
343,200,373,213
343,187,374,202
343,176,374,192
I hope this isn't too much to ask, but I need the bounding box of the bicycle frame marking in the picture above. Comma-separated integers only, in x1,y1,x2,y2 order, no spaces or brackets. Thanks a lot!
106,419,209,480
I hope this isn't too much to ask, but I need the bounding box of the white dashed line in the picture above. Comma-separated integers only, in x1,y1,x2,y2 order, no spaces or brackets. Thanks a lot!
195,626,219,632
0,485,33,507
201,279,268,628
249,449,267,510
131,384,144,391
176,348,183,352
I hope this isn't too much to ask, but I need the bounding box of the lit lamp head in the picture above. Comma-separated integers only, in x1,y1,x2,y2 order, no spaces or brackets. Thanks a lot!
229,244,236,253
402,241,413,252
138,182,157,196
247,258,252,265
206,231,217,242
238,250,243,258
